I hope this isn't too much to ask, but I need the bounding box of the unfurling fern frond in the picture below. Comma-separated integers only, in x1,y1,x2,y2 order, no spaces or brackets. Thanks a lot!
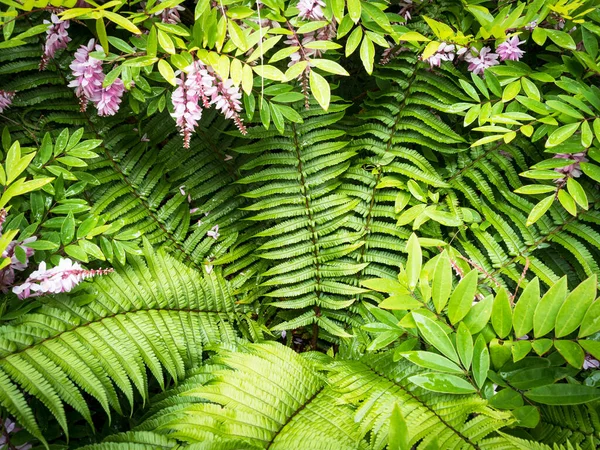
0,242,239,445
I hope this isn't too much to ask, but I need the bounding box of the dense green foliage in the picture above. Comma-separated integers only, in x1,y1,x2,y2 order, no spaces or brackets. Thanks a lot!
1,0,600,448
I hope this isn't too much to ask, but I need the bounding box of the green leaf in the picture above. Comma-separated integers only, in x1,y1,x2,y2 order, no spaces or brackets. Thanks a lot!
554,340,584,368
580,162,600,183
581,120,593,148
409,373,476,394
513,278,539,338
546,122,580,148
458,79,479,102
413,313,459,364
103,11,142,34
492,287,512,339
502,80,521,102
359,35,375,75
533,277,567,337
405,233,421,291
545,29,576,50
388,403,409,450
64,244,88,262
511,340,532,362
347,0,361,23
61,212,75,245
345,27,363,57
379,295,422,310
361,2,392,32
309,70,330,111
557,189,577,216
361,278,408,294
525,384,600,405
456,323,473,370
566,178,588,209
400,351,463,374
526,195,554,226
227,21,248,52
489,388,524,409
432,250,452,313
521,77,540,101
96,18,109,54
254,65,286,82
157,60,176,86
555,275,597,338
472,335,489,389
580,300,600,338
462,295,493,334
447,270,478,325
514,185,556,195
309,59,349,76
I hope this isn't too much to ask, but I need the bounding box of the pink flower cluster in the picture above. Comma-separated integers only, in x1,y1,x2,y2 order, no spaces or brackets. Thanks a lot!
40,14,71,70
424,35,525,76
12,258,113,300
68,39,125,116
0,237,36,291
496,36,525,61
553,152,588,179
0,90,14,113
171,60,246,147
465,46,499,75
296,0,325,20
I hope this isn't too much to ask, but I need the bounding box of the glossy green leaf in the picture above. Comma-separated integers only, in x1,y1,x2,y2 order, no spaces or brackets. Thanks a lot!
472,335,489,389
545,122,580,148
525,384,600,405
554,340,584,368
413,313,459,364
405,233,421,291
462,295,493,334
388,403,409,450
408,373,476,394
526,195,554,226
456,323,473,370
309,70,330,110
513,278,539,338
492,287,512,339
533,277,567,337
432,250,452,313
447,270,478,324
400,351,463,374
555,275,597,338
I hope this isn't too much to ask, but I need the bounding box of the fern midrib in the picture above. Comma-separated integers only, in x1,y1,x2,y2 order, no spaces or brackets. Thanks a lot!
367,365,481,449
264,385,326,450
0,307,232,362
290,122,322,348
354,64,421,275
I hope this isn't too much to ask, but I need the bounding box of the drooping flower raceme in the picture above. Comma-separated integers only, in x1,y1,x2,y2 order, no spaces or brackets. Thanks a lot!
553,152,588,179
206,79,247,134
69,39,126,116
296,0,325,20
496,36,525,61
96,78,125,116
12,258,113,300
171,61,214,148
40,14,71,70
68,39,104,110
465,46,499,76
0,90,15,113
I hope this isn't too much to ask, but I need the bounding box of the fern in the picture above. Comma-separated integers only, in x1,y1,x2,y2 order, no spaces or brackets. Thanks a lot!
0,242,239,445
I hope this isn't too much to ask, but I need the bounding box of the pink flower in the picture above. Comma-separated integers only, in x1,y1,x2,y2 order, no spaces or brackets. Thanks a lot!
12,258,113,300
465,46,499,76
68,39,104,110
0,90,14,113
207,225,220,240
206,79,247,134
171,61,214,148
496,36,525,61
296,0,325,20
553,152,588,179
583,354,600,370
425,42,456,68
398,0,412,22
40,14,71,70
96,78,125,116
